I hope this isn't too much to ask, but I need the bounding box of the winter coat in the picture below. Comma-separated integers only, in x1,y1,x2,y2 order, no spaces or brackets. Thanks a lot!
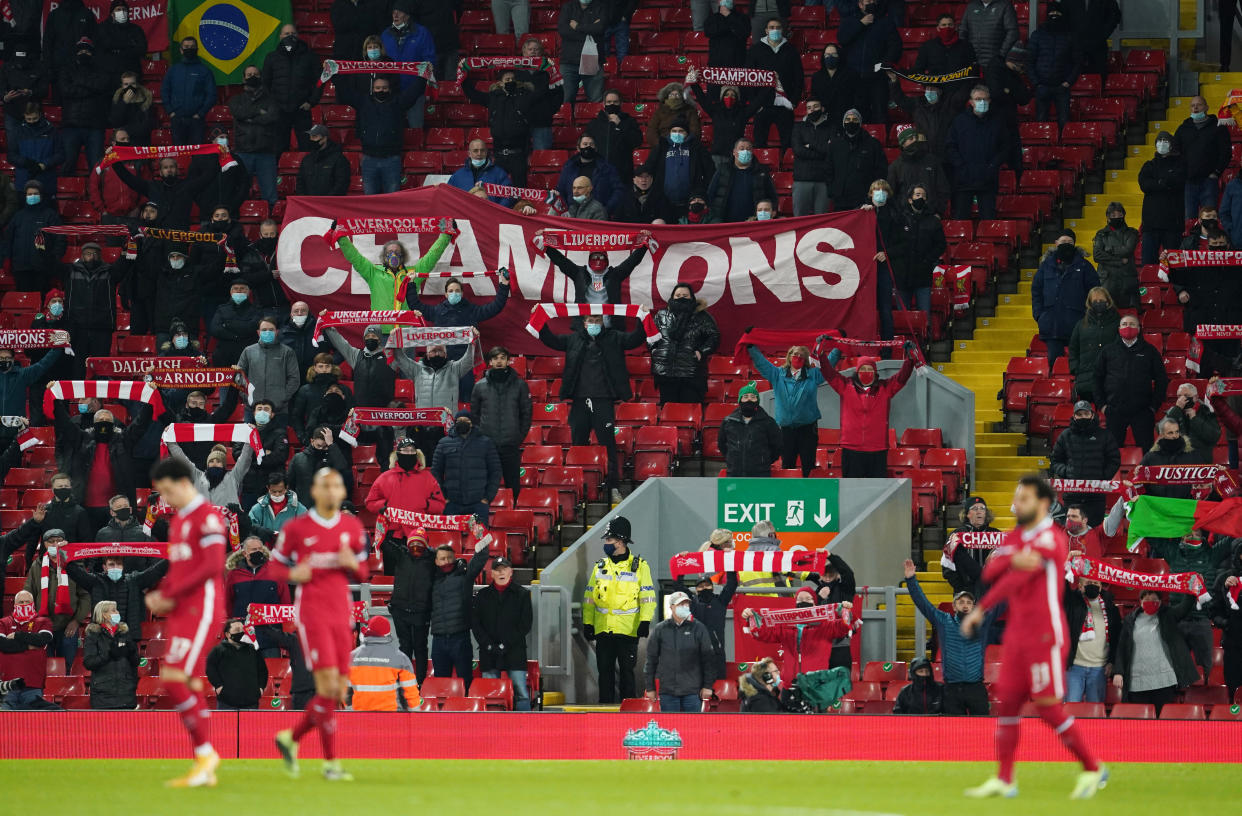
959,0,1020,66
705,9,751,67
1064,584,1121,668
10,117,64,189
615,188,678,224
431,428,502,505
1113,596,1198,696
290,371,352,442
824,358,915,451
750,613,852,678
247,491,308,534
161,56,216,118
447,160,514,202
719,406,782,477
1093,338,1168,413
390,349,474,413
645,616,717,696
693,86,761,158
286,442,354,499
463,81,536,148
893,675,944,714
706,160,778,223
237,340,301,413
336,78,426,157
1220,177,1242,247
1092,224,1140,303
82,623,138,709
946,109,1010,192
88,157,143,215
0,58,49,120
108,87,155,146
296,140,351,196
349,632,420,710
430,548,488,636
515,67,563,128
744,38,805,110
0,352,61,418
1164,401,1221,455
94,20,147,84
365,465,446,528
1168,256,1242,333
472,582,533,671
1050,418,1121,481
826,131,889,209
809,557,858,607
1172,114,1232,181
0,199,60,272
645,99,702,149
330,0,391,59
208,300,262,366
53,401,152,506
739,672,787,712
557,0,607,66
42,0,97,68
1032,247,1100,340
223,550,290,651
382,536,436,618
261,38,322,112
914,35,978,77
556,155,624,216
63,260,122,333
470,368,533,448
890,87,963,160
235,242,284,310
907,575,996,682
166,440,252,508
688,573,738,668
1137,441,1206,499
651,300,720,381
890,205,947,291
380,23,436,91
585,109,643,179
811,67,865,131
0,172,19,228
838,13,902,79
23,551,90,633
238,418,290,501
323,328,398,408
206,639,268,708
567,197,608,220
643,136,716,206
539,323,650,401
58,57,111,128
228,87,281,155
65,560,167,640
1209,541,1242,650
748,345,824,428
791,115,834,182
1028,25,1079,88
280,316,319,373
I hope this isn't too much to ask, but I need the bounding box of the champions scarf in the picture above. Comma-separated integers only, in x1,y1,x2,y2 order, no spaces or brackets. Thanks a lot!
883,65,977,85
748,602,854,629
86,357,202,379
39,549,70,616
58,542,167,563
160,423,265,464
42,380,163,419
0,328,73,355
940,530,1004,570
455,56,563,88
532,229,656,253
95,143,237,175
668,549,828,578
339,407,454,446
1052,478,1121,494
525,303,660,344
319,59,438,89
698,66,777,88
312,310,427,346
34,224,131,250
1069,555,1210,604
323,217,457,246
482,183,566,213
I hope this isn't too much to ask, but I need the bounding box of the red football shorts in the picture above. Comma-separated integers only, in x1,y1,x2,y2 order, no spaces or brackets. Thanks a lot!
298,619,355,673
993,639,1069,704
163,609,218,678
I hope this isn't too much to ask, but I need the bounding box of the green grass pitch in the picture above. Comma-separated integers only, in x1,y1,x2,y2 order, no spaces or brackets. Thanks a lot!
0,760,1232,815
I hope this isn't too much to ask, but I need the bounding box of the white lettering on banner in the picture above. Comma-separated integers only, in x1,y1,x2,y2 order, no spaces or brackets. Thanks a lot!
279,216,348,296
729,233,801,304
651,241,729,306
722,502,776,524
500,223,553,300
799,228,860,299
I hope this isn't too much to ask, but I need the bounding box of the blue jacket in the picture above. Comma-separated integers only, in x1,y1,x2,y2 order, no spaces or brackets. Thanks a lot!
161,57,216,118
945,109,1011,192
380,24,437,91
0,200,61,270
0,352,63,416
1028,26,1080,88
447,161,514,206
556,155,623,217
1032,247,1100,340
907,575,999,683
748,345,823,427
430,428,502,507
10,118,64,191
1219,178,1242,248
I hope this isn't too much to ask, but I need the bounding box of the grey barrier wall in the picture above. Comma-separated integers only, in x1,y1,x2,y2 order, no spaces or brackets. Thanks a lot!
537,477,912,704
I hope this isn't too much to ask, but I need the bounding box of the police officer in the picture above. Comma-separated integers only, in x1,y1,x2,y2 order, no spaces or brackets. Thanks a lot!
581,516,656,704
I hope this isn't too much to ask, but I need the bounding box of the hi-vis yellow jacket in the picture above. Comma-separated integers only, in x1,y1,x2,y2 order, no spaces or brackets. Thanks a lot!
583,554,656,637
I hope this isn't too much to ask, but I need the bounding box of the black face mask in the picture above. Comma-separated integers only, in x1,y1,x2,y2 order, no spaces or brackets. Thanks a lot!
314,372,338,385
910,197,926,211
455,419,472,436
0,360,12,373
182,407,208,422
823,54,840,69
1090,300,1110,314
503,81,515,93
373,90,391,101
670,297,694,312
248,552,267,568
256,237,277,254
206,465,225,486
114,507,133,523
578,146,597,160
1158,437,1182,453
95,422,114,437
808,110,825,122
739,402,758,417
364,338,381,352
697,589,713,602
1071,417,1094,432
1055,243,1076,262
605,103,621,115
396,452,419,471
425,355,447,369
182,48,198,60
1083,584,1101,600
53,487,74,502
843,121,861,137
229,632,245,643
1108,217,1125,229
244,76,261,89
795,601,815,608
323,393,345,411
486,366,511,382
282,35,298,49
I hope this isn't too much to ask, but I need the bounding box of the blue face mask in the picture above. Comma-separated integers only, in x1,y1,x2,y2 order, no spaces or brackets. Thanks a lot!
470,157,487,168
173,335,189,349
669,131,686,145
49,302,63,317
872,189,888,206
924,89,940,104
259,329,276,344
603,541,615,556
973,99,989,114
767,29,782,42
231,292,248,305
1191,110,1207,123
108,612,121,624
254,409,272,425
586,323,602,337
756,211,772,220
367,48,381,59
737,149,752,165
573,194,587,204
78,403,89,414
446,291,462,306
26,194,40,205
107,568,123,582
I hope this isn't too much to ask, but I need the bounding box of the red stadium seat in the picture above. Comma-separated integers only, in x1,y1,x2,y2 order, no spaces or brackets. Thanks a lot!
487,509,535,565
861,661,906,685
420,677,465,707
1158,703,1205,720
1210,703,1242,720
619,697,658,712
540,466,585,522
469,676,514,710
515,488,558,546
1063,702,1106,718
1109,703,1156,719
564,446,607,500
440,696,486,712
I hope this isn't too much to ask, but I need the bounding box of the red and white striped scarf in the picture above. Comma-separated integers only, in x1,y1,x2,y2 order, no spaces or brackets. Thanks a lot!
340,407,453,446
1190,326,1242,372
456,56,563,88
668,549,828,578
322,216,457,246
381,325,482,372
318,58,438,88
312,310,426,346
483,183,566,213
39,548,71,616
34,224,131,249
525,303,660,344
532,229,656,253
15,426,52,452
1228,581,1242,610
0,328,73,355
159,423,265,463
1070,555,1210,604
95,143,237,175
42,379,164,419
1080,595,1108,642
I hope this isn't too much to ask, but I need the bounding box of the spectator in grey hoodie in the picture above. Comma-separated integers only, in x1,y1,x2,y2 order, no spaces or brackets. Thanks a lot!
166,441,254,508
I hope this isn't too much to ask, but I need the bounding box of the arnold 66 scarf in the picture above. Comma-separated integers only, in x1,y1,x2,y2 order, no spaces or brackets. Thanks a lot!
42,379,164,419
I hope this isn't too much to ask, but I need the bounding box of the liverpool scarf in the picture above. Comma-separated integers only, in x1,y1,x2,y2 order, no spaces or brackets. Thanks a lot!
95,143,236,175
141,496,239,548
136,226,238,272
312,310,426,346
940,530,1004,570
1069,555,1210,604
455,56,563,88
148,367,251,400
668,549,828,578
1125,495,1242,550
748,602,853,628
813,333,928,369
1052,478,1121,494
883,65,977,85
319,58,438,88
160,423,265,463
34,224,131,249
1209,378,1242,398
39,548,71,616
1132,464,1239,499
525,303,660,344
42,379,163,419
16,426,52,452
1188,327,1242,373
1228,582,1242,610
1079,596,1106,642
698,65,778,88
483,183,566,213
930,264,973,312
0,328,73,355
86,356,202,379
246,601,367,625
383,507,473,531
323,216,457,246
339,407,454,446
533,228,656,253
58,542,167,563
731,328,829,365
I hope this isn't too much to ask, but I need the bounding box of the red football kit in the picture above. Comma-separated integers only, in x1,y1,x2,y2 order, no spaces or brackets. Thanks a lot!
159,496,227,677
273,510,369,673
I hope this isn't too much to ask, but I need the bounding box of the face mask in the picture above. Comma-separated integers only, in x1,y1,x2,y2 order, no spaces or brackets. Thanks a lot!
923,89,941,104
1158,437,1182,453
259,329,276,344
858,369,876,387
426,355,447,369
26,194,40,205
324,393,345,411
843,121,861,137
215,137,228,149
973,99,989,114
231,292,248,305
291,314,308,327
588,256,608,272
736,149,752,165
1071,418,1093,432
669,131,686,145
689,201,706,214
206,466,225,486
254,409,272,425
1055,243,1076,262
54,486,73,501
182,407,208,422
114,507,132,523
182,48,197,59
823,54,839,69
446,292,463,306
756,210,772,220
48,302,64,317
282,35,297,49
374,91,391,101
107,568,123,582
1200,218,1218,231
739,401,758,417
454,419,473,437
586,323,603,337
795,600,814,608
113,10,127,22
95,422,114,436
578,146,597,160
698,589,714,601
77,402,89,413
1156,141,1171,155
471,157,487,168
393,20,407,29
503,80,516,93
439,563,455,573
670,297,694,312
808,110,824,122
169,257,186,270
364,338,381,352
393,452,420,472
1191,111,1207,123
573,194,587,204
767,29,782,42
1141,600,1160,615
249,552,267,568
367,48,382,59
486,366,511,381
1108,217,1126,229
230,631,246,643
604,103,621,116
910,198,926,212
673,604,691,620
244,75,261,88
788,356,805,371
1083,584,1101,600
1066,520,1087,535
720,0,733,8
1118,326,1140,341
872,190,887,206
1090,300,1109,314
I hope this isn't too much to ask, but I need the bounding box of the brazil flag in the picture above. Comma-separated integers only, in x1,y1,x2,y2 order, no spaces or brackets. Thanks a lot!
169,0,292,84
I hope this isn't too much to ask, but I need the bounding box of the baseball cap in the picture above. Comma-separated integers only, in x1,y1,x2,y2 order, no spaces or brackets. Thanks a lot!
953,590,976,602
306,124,329,139
1073,400,1094,414
668,591,690,607
492,557,513,569
964,496,987,511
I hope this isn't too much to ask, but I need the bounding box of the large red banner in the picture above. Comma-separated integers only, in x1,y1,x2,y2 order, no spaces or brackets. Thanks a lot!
38,1,169,52
276,185,878,356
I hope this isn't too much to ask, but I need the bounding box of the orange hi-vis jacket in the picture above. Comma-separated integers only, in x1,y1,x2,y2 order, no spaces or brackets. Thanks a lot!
348,634,420,711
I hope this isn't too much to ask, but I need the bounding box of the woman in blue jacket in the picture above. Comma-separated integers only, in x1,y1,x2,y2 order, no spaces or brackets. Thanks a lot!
746,344,823,476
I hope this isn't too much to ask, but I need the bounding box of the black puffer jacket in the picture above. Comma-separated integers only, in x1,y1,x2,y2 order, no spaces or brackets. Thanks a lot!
261,38,322,112
539,322,651,401
472,581,533,671
707,160,778,223
791,114,833,182
584,109,644,179
718,405,781,477
739,672,786,712
65,560,168,640
1172,114,1232,182
431,429,502,505
1068,308,1121,400
0,56,50,120
208,300,263,366
688,573,738,672
470,369,533,448
1093,338,1168,413
1138,154,1187,231
382,537,436,620
651,300,720,381
82,623,139,710
826,130,888,210
1114,594,1199,696
892,660,944,714
228,86,280,155
430,548,488,636
464,80,535,148
58,56,112,127
240,420,291,501
1050,418,1121,481
890,205,947,291
286,442,353,499
64,260,120,331
296,140,351,196
206,639,268,709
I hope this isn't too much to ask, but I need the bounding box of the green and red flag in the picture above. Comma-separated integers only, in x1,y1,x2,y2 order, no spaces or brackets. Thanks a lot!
1125,495,1242,551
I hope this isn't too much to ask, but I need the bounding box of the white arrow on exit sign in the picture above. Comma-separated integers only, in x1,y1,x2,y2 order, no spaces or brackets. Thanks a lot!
813,498,833,528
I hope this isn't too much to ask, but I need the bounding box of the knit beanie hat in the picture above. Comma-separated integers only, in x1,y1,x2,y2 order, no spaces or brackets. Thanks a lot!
44,288,65,311
897,128,919,147
737,381,759,403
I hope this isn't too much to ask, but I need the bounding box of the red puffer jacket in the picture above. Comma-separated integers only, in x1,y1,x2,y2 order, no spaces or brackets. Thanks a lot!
824,356,916,451
364,465,446,536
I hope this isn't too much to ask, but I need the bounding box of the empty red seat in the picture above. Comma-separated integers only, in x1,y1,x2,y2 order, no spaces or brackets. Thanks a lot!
440,696,486,712
618,697,658,712
469,676,514,710
564,446,607,500
515,488,558,546
1158,703,1205,720
420,677,465,707
898,428,942,450
1109,703,1156,719
861,660,906,685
